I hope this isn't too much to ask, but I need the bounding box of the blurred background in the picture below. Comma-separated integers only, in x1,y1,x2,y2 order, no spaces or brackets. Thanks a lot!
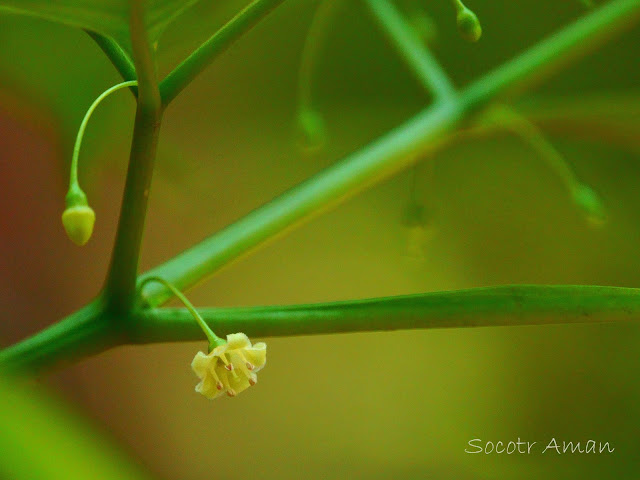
1,0,639,478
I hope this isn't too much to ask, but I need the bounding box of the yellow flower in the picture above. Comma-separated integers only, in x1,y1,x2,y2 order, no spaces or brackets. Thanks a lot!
191,333,266,399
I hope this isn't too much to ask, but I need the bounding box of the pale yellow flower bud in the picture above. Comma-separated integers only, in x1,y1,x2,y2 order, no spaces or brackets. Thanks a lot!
192,333,266,399
61,205,96,246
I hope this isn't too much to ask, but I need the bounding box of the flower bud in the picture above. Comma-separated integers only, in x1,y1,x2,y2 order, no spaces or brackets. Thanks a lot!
572,184,606,228
456,7,482,42
297,108,327,153
62,205,96,246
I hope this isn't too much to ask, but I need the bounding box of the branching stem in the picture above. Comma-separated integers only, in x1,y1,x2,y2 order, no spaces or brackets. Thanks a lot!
364,0,457,101
104,1,163,312
85,31,138,96
138,277,224,349
1,0,639,373
142,0,640,306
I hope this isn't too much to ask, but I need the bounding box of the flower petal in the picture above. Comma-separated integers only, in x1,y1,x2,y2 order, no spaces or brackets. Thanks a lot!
191,351,211,378
228,372,252,395
197,374,221,399
244,342,267,371
226,332,251,349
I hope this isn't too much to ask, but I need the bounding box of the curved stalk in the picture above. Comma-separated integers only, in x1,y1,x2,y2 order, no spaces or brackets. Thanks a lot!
69,81,138,190
138,277,224,349
297,0,343,115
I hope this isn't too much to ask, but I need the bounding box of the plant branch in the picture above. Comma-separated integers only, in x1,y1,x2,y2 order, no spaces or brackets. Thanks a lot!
142,0,640,307
0,299,117,373
85,30,139,96
142,100,461,306
104,1,163,312
363,0,457,102
461,0,640,110
159,0,287,107
436,92,640,157
131,285,640,343
1,0,638,373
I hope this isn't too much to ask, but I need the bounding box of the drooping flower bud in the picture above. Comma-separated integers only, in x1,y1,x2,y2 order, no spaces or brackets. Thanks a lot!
62,187,95,246
63,80,137,247
453,0,482,42
297,108,327,153
62,204,96,246
572,184,607,228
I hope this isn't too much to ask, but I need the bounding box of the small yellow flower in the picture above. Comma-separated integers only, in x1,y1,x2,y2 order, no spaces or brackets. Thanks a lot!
191,333,266,399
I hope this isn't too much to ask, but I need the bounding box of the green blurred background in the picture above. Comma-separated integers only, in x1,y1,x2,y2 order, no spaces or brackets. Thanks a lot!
1,0,639,478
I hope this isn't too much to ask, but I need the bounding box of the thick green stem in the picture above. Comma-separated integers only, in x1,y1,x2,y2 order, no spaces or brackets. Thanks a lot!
142,0,639,307
159,0,287,106
0,299,117,373
104,1,163,312
364,0,457,101
131,286,640,342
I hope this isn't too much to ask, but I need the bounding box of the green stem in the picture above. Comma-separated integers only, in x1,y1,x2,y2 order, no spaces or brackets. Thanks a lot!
131,285,640,343
85,30,138,96
138,277,223,348
461,0,640,110
363,0,457,101
297,0,343,113
144,100,461,306
69,81,138,191
104,0,163,312
1,0,638,373
0,299,116,373
159,0,287,107
481,105,581,191
443,92,640,157
142,0,639,307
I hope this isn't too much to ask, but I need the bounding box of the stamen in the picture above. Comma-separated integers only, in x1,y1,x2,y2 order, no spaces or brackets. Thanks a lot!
208,364,222,387
246,362,255,371
249,374,257,386
229,351,253,378
227,389,237,397
216,352,231,368
219,369,233,393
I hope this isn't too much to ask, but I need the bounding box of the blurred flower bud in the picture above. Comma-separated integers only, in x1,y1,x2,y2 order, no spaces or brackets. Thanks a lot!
297,108,327,153
572,184,607,228
456,6,482,42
